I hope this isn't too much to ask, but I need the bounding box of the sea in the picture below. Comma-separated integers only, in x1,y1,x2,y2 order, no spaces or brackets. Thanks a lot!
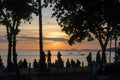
0,50,115,68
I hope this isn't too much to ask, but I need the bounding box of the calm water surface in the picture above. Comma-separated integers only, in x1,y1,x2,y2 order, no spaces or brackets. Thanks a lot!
0,50,115,67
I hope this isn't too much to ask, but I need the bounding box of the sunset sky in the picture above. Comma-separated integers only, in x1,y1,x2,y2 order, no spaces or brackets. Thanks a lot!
0,7,115,51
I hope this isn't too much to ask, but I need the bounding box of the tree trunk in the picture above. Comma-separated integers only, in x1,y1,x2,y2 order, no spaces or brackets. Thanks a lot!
97,32,109,64
7,29,13,70
101,47,107,64
38,0,44,71
13,34,20,76
7,37,13,70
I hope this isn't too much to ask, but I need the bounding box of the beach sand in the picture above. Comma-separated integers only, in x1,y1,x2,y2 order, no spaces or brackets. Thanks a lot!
0,67,120,80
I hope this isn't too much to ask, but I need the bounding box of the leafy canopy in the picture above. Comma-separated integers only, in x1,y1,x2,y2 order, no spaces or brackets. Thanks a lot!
43,0,120,45
0,0,38,28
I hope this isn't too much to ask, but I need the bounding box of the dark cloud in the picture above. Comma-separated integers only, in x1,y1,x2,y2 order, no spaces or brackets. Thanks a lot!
43,21,57,25
0,35,67,43
17,36,38,41
43,37,67,42
17,36,67,42
0,38,7,43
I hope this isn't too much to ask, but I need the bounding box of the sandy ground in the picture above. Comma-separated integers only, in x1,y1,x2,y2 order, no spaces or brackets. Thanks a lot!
0,67,120,80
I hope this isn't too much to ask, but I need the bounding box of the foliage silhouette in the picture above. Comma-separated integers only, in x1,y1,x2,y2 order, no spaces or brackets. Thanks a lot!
43,0,120,64
0,0,38,75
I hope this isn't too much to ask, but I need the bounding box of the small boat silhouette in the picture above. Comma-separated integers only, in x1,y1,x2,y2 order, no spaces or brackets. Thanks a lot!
69,53,72,54
80,54,85,56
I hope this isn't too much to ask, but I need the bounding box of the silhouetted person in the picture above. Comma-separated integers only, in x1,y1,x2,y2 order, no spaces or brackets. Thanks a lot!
0,55,2,63
0,55,4,68
47,50,52,67
41,51,46,63
55,60,59,72
18,60,23,68
57,51,62,60
57,52,64,67
40,51,46,70
33,59,38,68
55,60,58,67
71,59,75,68
96,51,101,66
66,59,70,72
66,59,71,67
76,59,81,67
71,59,76,72
23,59,28,68
87,52,92,67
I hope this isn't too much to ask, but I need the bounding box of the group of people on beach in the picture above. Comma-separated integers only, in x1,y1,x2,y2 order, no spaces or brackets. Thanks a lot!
1,50,119,74
18,59,28,69
17,51,64,69
0,50,102,71
17,51,82,69
86,51,101,67
86,51,102,74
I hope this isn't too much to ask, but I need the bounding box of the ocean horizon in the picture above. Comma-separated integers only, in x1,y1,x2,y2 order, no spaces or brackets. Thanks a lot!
0,50,115,68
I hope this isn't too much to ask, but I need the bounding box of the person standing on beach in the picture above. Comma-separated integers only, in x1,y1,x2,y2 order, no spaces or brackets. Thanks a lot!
86,52,92,67
47,50,52,67
23,59,28,68
0,55,2,64
57,51,62,60
0,55,4,68
33,59,38,68
96,51,101,66
66,59,71,68
40,51,46,70
18,60,23,69
57,52,64,67
76,59,81,67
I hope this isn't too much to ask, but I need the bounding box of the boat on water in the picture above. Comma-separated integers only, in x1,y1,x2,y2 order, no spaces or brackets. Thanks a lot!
69,53,72,54
80,54,85,56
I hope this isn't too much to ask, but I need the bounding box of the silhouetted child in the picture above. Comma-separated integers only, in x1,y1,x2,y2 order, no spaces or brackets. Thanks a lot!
33,59,38,68
23,59,28,68
76,59,81,67
18,60,23,68
71,59,75,68
66,59,70,72
66,59,71,68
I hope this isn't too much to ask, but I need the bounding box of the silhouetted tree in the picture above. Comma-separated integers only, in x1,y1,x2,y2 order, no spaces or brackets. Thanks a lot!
0,0,38,75
43,0,120,64
38,0,44,71
0,0,13,70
